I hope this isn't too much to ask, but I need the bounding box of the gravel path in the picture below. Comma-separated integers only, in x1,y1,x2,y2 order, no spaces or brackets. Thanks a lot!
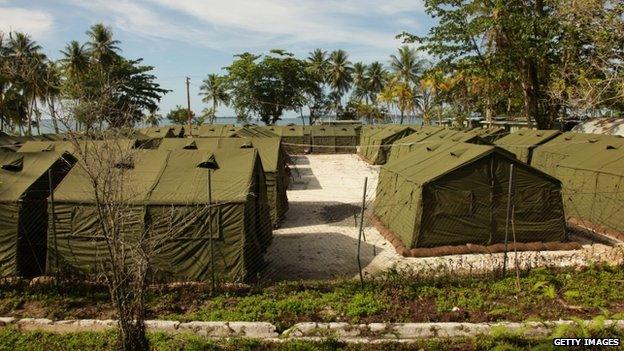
263,155,623,282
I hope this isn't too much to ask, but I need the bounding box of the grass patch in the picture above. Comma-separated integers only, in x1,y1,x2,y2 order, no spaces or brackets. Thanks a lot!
1,323,623,351
0,265,623,328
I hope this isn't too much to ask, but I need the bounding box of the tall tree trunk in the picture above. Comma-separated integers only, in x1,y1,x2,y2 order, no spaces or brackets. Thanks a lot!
400,109,404,124
27,92,35,136
49,98,60,134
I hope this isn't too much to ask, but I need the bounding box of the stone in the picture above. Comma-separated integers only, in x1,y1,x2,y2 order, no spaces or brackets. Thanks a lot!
228,322,278,338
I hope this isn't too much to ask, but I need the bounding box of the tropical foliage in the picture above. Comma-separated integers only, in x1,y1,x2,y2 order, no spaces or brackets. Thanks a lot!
0,24,168,135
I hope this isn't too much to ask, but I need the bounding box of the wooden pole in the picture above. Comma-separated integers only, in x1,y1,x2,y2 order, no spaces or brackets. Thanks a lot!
357,177,368,288
503,164,515,275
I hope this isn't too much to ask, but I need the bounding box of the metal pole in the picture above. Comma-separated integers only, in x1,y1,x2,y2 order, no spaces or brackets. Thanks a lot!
186,77,193,137
208,169,215,292
357,177,368,288
48,169,59,278
503,164,515,275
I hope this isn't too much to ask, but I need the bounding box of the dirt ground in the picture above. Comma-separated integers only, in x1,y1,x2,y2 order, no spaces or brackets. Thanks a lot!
263,154,624,282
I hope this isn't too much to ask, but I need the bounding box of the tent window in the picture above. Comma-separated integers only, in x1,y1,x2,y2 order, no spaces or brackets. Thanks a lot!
433,190,474,216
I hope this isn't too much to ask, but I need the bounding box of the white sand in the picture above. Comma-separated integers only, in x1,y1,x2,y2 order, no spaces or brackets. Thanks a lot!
264,154,623,281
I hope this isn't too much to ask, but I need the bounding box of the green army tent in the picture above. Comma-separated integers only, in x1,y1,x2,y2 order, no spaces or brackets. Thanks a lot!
138,126,175,139
310,126,358,154
386,127,446,163
198,124,239,138
232,126,280,138
494,129,561,163
375,142,566,249
271,125,311,154
0,151,75,277
148,148,272,282
17,139,139,154
159,137,288,226
531,132,624,176
360,125,417,164
48,148,272,282
552,141,624,236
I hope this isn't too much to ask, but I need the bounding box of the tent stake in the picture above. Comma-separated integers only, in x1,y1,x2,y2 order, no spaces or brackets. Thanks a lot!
503,164,515,275
357,177,368,288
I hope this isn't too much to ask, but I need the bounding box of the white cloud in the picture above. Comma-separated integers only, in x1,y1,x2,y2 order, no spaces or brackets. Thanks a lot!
0,6,54,38
66,0,423,54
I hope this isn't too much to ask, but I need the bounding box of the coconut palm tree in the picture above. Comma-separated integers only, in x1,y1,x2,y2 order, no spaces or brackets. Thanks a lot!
85,23,120,67
390,46,424,87
327,50,353,112
60,41,90,78
366,61,387,104
307,49,329,80
7,32,47,135
351,62,369,103
199,74,230,124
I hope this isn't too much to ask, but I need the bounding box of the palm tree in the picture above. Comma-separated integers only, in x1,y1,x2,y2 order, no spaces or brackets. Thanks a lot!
7,32,46,135
366,61,387,104
390,46,424,87
327,50,353,112
351,62,368,103
199,74,230,124
307,49,329,80
60,41,90,77
44,61,62,133
85,23,120,67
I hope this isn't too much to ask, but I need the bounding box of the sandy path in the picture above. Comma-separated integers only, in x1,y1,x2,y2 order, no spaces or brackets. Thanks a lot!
263,155,623,282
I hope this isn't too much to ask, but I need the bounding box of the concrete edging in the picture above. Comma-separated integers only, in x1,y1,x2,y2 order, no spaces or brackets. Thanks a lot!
1,317,623,341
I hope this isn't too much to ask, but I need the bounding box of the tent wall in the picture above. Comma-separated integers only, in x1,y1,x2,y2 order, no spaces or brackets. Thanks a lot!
375,146,566,249
0,203,19,277
418,155,565,247
363,127,416,165
0,152,75,278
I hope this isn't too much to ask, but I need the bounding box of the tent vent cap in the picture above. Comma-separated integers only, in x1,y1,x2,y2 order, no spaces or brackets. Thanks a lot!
341,128,347,131
606,145,618,150
197,154,219,170
2,156,24,172
183,141,198,150
450,149,468,158
240,142,253,149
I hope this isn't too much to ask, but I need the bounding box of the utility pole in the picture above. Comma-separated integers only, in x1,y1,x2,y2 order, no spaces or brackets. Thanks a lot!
186,77,193,137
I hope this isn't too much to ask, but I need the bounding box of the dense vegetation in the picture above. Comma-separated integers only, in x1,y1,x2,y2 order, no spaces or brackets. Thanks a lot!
202,0,623,127
0,24,168,134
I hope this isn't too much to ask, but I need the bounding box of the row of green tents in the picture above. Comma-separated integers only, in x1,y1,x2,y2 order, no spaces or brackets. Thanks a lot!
0,141,276,281
358,125,508,165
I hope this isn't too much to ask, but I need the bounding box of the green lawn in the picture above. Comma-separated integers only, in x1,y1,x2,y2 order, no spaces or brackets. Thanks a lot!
1,265,623,332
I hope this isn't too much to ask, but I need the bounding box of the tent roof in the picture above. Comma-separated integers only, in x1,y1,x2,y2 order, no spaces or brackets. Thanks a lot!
369,126,415,143
17,139,137,154
556,137,624,176
54,150,170,204
233,126,279,138
149,149,259,205
383,142,536,186
495,129,561,148
139,126,174,138
197,124,238,138
0,151,71,202
158,137,281,172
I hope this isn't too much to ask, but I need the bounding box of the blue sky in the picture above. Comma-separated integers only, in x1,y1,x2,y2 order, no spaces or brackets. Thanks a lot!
0,0,434,117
